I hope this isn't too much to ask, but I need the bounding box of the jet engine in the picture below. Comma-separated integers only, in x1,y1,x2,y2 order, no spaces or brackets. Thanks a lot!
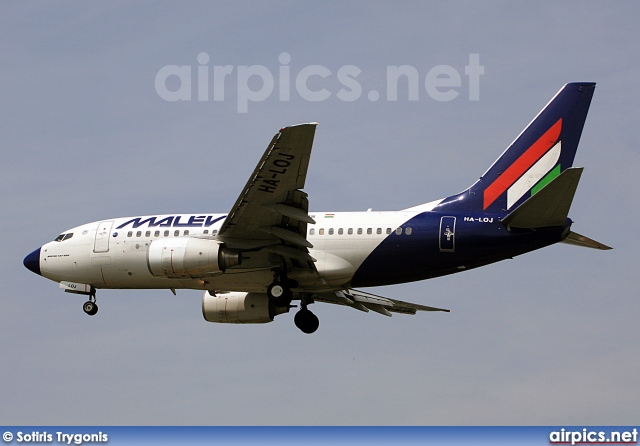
147,238,241,279
202,291,289,324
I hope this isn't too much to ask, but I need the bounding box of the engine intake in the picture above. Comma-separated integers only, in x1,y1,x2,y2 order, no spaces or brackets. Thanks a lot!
202,291,289,324
147,238,241,279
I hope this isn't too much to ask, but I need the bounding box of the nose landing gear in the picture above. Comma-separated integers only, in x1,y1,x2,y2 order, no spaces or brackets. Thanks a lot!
82,289,98,316
83,300,98,316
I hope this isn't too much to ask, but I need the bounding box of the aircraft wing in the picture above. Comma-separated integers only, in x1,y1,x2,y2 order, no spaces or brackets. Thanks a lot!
313,289,450,316
217,123,318,264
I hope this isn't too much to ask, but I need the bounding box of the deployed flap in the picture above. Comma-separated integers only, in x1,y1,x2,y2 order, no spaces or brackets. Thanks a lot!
312,289,450,316
501,167,583,229
562,231,612,250
218,123,318,253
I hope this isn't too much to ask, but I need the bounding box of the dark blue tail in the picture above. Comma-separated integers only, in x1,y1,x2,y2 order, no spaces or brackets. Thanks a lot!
435,82,595,215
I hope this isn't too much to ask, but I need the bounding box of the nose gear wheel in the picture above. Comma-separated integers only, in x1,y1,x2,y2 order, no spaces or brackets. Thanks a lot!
82,288,98,316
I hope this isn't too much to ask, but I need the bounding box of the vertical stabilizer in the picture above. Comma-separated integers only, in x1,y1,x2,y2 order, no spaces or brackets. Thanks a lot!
435,82,595,215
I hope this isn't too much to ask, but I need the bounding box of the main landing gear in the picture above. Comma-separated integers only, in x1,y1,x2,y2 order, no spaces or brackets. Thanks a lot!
267,280,293,307
294,303,319,334
267,276,319,334
82,289,98,316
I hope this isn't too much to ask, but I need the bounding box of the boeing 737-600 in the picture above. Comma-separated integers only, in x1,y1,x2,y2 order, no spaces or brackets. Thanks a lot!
23,82,610,334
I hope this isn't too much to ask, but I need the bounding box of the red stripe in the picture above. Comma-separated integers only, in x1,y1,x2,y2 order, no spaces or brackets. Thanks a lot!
483,118,562,210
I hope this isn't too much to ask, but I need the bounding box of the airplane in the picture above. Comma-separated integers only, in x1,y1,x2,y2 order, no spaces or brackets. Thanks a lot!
23,82,611,334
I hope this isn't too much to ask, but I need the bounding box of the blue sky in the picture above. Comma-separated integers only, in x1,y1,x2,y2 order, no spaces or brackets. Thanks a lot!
1,1,638,424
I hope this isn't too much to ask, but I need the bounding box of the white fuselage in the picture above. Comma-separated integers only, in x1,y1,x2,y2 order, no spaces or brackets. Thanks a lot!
38,209,428,293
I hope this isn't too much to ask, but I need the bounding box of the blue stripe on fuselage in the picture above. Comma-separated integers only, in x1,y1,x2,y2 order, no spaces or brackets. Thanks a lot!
350,212,567,287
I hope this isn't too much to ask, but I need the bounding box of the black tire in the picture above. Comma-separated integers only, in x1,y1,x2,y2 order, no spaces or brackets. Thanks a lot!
294,308,319,334
267,282,292,307
83,301,98,316
82,300,98,316
267,282,285,298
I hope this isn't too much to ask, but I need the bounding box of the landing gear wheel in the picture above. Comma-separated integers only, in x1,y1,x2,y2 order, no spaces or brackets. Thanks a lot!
267,281,292,307
268,282,285,298
83,300,98,316
294,308,319,334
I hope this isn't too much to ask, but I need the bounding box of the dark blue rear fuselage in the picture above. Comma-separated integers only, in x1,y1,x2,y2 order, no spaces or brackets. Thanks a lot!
351,212,568,287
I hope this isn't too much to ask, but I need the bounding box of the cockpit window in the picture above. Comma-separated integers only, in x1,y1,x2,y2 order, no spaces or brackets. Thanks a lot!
54,233,74,242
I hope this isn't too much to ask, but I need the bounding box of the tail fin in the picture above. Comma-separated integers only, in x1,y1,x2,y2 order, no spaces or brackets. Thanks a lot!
435,82,596,215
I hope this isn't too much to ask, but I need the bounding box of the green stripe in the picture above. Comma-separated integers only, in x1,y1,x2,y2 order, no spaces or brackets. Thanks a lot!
531,164,561,196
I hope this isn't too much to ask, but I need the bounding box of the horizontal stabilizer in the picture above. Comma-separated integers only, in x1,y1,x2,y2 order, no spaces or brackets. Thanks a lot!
501,167,583,228
562,231,612,250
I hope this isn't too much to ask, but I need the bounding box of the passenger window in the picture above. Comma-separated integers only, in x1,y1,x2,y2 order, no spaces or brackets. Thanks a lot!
212,230,218,235
348,228,353,235
406,227,413,235
357,228,363,235
184,230,189,236
127,231,133,237
136,231,142,237
309,228,315,235
328,228,334,235
164,230,169,237
376,228,382,235
204,230,209,235
145,231,151,237
174,230,179,236
319,228,325,235
338,228,343,235
396,228,402,235
154,230,160,237
367,228,372,235
386,228,392,234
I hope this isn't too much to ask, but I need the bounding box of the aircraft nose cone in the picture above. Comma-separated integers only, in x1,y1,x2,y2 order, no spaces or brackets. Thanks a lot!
23,248,41,276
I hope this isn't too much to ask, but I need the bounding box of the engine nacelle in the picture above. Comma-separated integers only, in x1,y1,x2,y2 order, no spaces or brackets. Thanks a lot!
147,238,241,279
202,291,289,324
